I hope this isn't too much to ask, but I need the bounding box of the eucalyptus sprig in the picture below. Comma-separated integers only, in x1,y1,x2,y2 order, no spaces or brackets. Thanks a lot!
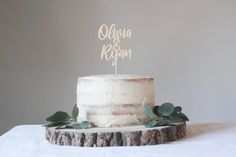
43,104,90,129
144,103,189,128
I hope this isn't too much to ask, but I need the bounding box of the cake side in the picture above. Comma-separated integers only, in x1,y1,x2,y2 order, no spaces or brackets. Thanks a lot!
77,74,155,127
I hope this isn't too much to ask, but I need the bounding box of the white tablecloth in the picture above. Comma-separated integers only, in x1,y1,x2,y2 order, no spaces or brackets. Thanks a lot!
0,123,236,157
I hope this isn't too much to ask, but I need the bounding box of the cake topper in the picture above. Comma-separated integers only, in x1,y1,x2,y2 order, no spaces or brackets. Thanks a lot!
98,24,132,75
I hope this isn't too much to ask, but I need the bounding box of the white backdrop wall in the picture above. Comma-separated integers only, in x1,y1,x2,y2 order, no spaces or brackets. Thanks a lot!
0,0,236,134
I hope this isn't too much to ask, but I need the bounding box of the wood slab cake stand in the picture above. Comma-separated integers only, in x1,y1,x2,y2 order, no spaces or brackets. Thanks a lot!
45,122,186,147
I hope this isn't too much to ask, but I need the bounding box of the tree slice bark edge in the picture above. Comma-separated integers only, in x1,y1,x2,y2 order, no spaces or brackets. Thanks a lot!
45,122,186,147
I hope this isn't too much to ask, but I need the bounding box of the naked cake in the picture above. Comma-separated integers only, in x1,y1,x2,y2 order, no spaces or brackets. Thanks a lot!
77,74,155,127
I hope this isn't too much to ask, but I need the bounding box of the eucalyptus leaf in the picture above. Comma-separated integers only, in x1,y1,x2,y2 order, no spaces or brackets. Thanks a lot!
153,105,161,117
72,104,79,121
143,102,189,128
144,106,155,119
177,112,189,121
170,110,177,117
79,121,90,129
145,119,170,127
158,103,174,116
72,121,90,129
145,120,159,128
43,121,71,127
169,116,183,123
46,111,71,123
71,123,81,129
174,106,182,112
156,119,167,126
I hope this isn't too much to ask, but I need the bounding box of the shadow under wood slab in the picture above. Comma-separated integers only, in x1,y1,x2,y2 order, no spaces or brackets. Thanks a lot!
45,122,186,147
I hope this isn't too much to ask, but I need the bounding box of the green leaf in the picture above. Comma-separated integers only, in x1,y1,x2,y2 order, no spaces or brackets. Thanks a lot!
144,106,155,119
145,119,170,127
171,106,183,117
169,116,183,123
143,103,189,128
79,121,90,129
72,104,79,121
158,103,174,116
153,105,162,117
156,119,168,126
71,123,81,129
174,106,182,112
145,120,159,128
43,121,71,127
170,110,177,117
177,112,189,121
46,111,71,123
72,121,90,129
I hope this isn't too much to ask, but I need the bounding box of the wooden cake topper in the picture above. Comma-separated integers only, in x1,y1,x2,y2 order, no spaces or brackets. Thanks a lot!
98,24,132,75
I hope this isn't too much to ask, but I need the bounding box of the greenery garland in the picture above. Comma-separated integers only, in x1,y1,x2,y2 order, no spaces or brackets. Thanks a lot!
144,103,189,127
43,104,90,129
44,103,189,129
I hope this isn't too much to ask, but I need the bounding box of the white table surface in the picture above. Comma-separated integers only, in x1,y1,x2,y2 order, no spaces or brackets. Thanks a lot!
0,123,236,157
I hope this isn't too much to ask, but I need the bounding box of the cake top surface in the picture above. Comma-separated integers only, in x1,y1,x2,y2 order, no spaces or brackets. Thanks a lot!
78,74,153,81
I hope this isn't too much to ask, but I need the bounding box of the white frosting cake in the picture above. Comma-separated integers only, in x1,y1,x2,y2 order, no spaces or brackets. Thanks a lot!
77,75,155,127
